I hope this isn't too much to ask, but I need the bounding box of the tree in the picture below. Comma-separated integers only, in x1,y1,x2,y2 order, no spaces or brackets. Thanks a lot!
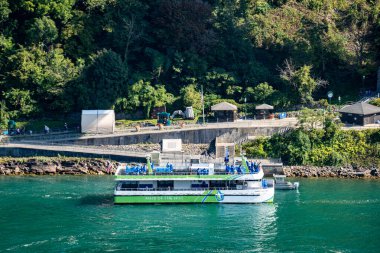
280,60,328,105
0,100,8,127
204,69,236,96
3,88,36,118
26,17,58,46
287,129,312,165
243,137,268,158
152,0,215,54
180,84,202,113
74,49,125,110
153,85,175,108
267,129,312,165
0,0,10,24
297,107,341,142
297,108,325,130
126,80,174,118
7,47,81,113
246,82,275,103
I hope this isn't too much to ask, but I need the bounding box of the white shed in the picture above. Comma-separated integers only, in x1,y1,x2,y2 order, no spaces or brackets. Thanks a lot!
81,110,115,134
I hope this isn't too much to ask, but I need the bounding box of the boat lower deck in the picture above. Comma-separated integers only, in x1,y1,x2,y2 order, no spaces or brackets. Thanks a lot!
114,187,274,204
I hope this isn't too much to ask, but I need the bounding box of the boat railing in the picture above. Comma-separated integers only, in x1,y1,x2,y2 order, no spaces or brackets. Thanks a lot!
115,185,273,192
117,171,260,176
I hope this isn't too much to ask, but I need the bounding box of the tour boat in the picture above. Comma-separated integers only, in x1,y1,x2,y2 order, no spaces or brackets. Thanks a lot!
114,157,275,204
273,174,299,190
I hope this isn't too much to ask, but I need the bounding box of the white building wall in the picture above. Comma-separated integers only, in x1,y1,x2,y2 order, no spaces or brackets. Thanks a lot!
81,110,115,134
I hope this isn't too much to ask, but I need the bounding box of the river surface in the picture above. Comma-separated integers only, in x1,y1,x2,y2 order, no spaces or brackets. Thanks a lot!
0,176,379,252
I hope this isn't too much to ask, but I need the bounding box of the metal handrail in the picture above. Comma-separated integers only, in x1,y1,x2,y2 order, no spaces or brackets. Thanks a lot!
115,186,269,191
117,171,262,176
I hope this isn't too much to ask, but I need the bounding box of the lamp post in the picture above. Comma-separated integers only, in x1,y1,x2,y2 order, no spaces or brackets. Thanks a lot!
327,91,333,105
244,97,247,120
201,85,205,125
362,75,365,90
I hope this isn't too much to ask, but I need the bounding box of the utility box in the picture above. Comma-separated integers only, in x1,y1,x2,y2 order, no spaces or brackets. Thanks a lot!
162,139,182,153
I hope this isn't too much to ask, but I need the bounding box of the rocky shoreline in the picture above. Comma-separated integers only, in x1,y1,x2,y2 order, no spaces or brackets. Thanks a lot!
0,158,118,175
283,166,380,178
1,158,379,178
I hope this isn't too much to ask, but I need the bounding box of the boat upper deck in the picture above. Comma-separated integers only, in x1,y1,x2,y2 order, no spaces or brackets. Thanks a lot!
115,165,264,181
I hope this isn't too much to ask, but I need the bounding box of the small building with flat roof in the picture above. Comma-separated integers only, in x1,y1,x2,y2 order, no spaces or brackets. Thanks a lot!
338,102,380,125
211,102,238,122
255,104,274,119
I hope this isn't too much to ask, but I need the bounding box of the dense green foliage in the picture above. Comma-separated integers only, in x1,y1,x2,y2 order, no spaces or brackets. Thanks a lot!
369,98,380,107
1,0,380,124
243,108,379,166
243,129,380,167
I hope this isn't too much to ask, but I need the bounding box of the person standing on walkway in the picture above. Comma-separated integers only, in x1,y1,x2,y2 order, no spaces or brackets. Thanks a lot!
44,125,49,134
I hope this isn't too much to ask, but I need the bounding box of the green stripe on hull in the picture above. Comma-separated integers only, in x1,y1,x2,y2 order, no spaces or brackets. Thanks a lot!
114,193,274,204
114,195,218,204
264,196,274,203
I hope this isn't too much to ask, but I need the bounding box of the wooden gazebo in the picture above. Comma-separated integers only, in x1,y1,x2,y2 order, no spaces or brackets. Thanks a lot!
211,102,238,122
255,104,274,119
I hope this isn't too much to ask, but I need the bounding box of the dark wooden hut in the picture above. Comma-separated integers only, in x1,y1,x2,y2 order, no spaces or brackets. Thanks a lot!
338,102,380,125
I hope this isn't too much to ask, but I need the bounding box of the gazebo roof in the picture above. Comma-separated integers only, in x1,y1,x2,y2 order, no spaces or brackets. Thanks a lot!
255,104,274,110
338,102,380,115
211,102,238,111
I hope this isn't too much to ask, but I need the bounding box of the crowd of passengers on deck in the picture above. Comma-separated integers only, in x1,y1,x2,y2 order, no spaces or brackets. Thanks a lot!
225,161,261,174
122,161,261,175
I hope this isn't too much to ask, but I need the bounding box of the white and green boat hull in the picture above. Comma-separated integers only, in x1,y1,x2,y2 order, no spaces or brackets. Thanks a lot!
114,188,274,204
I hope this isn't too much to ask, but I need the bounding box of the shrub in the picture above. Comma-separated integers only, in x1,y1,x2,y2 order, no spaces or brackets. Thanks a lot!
369,98,380,107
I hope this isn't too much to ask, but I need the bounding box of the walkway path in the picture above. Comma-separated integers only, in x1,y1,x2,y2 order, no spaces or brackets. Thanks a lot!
1,142,147,159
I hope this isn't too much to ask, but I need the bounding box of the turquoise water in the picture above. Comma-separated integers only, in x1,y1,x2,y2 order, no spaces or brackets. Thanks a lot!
0,176,379,252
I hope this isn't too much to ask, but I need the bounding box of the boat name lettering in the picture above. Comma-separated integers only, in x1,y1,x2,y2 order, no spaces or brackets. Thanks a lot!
144,196,183,201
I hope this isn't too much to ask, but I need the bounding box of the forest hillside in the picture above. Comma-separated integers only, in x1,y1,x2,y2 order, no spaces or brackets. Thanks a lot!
0,0,379,123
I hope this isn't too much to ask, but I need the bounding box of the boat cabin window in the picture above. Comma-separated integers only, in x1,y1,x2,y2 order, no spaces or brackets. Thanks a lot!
157,181,174,189
210,180,226,189
191,181,208,188
117,181,138,190
138,184,153,189
190,159,200,164
228,181,237,188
